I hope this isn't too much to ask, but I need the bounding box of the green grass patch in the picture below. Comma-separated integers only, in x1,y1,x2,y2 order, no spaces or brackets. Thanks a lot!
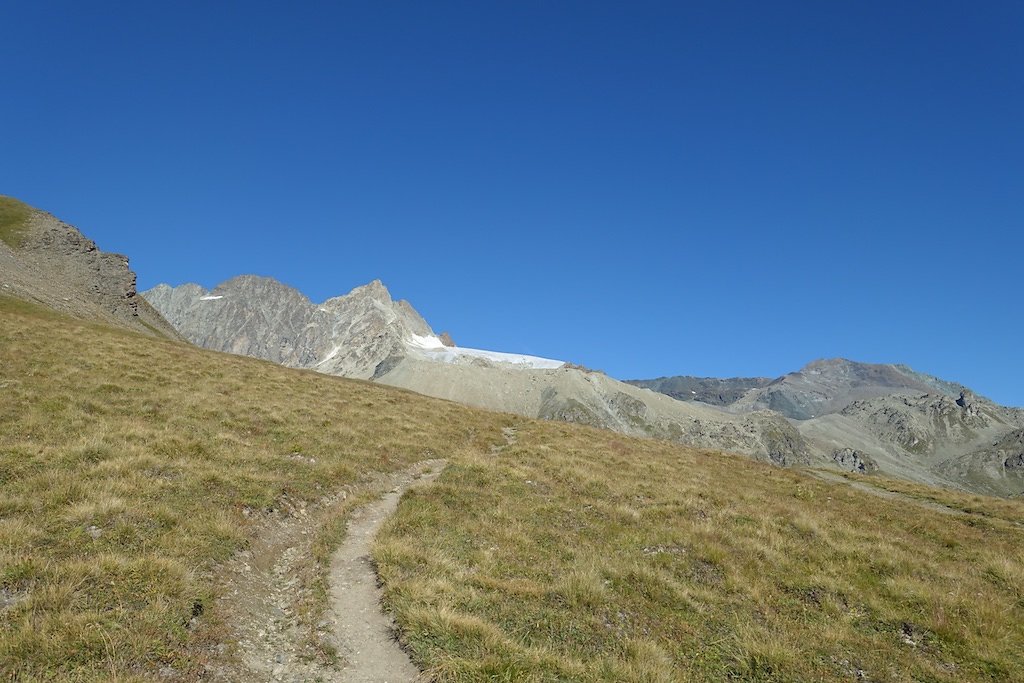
0,195,32,248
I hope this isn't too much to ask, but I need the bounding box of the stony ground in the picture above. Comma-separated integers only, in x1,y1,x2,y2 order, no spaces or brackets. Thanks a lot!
200,461,445,683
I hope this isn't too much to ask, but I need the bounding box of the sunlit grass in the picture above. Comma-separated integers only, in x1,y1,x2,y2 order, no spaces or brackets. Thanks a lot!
377,422,1024,681
0,295,505,680
3,293,1023,681
0,195,32,248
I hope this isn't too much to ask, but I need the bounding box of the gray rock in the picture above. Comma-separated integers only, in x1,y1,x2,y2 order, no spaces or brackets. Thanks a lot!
0,195,179,338
144,277,431,379
632,358,977,421
624,375,772,406
832,448,878,473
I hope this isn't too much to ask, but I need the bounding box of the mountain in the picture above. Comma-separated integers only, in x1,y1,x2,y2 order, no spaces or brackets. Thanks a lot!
623,375,772,406
730,358,974,419
144,276,433,379
0,195,178,338
144,277,815,466
797,391,1024,493
144,277,1024,497
631,358,970,420
635,360,1024,496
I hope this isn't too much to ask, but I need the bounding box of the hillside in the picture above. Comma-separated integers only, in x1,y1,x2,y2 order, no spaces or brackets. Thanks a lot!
0,196,178,339
631,359,972,420
144,277,816,467
0,294,504,680
2,295,1023,681
145,278,1024,497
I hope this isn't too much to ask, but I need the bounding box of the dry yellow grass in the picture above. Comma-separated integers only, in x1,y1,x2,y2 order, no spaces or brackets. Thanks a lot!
376,421,1024,681
2,294,1023,681
0,296,506,680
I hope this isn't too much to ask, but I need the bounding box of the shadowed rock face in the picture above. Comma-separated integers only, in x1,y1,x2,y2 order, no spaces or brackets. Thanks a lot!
0,196,178,339
624,376,772,406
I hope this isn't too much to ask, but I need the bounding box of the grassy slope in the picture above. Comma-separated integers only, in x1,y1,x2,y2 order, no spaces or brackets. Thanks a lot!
377,426,1024,681
0,196,32,248
0,296,506,681
2,295,1023,682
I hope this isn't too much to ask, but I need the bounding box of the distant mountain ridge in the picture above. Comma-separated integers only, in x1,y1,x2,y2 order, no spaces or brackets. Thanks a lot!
624,376,773,407
629,358,974,420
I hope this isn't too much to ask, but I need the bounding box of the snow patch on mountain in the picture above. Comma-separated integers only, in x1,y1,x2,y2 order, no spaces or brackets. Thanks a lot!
316,346,340,367
406,333,564,369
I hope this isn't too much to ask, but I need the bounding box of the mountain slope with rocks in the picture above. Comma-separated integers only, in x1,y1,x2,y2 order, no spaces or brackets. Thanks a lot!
633,359,973,419
0,195,178,338
143,276,1023,497
731,358,973,419
144,277,815,467
797,391,1024,494
624,375,773,406
636,359,1024,496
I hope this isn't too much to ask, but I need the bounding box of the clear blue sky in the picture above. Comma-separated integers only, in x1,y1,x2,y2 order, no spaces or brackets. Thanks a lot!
2,2,1021,405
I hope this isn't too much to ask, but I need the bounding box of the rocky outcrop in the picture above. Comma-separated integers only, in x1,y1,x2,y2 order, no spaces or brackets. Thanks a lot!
839,393,996,457
928,428,1024,497
624,375,772,406
634,358,971,420
832,448,878,473
0,195,178,338
144,277,431,379
976,429,1024,470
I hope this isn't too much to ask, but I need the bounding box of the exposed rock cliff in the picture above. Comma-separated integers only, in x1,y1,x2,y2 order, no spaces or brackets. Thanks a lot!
144,276,431,379
0,196,178,338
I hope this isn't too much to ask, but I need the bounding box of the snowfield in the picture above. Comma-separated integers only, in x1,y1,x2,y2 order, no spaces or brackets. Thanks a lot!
406,334,564,370
199,295,224,301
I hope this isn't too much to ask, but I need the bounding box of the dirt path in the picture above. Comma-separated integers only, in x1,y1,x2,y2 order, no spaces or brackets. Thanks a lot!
329,460,445,682
808,469,964,516
198,460,445,682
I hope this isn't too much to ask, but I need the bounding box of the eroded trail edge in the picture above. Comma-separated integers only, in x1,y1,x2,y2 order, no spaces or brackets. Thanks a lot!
329,459,446,682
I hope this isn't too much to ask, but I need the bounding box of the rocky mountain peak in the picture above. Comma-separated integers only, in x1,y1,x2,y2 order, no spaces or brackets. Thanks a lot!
143,276,434,380
348,278,392,302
